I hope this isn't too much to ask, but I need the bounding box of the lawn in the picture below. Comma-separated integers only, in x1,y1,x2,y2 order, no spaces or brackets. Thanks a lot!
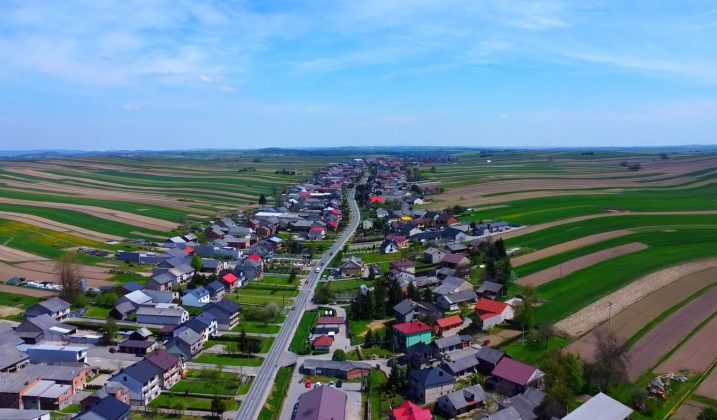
148,394,238,411
85,306,111,319
288,310,317,354
170,373,244,396
193,354,264,367
366,369,403,420
203,337,275,353
0,292,40,310
501,336,569,365
231,321,281,335
258,365,293,420
260,275,299,286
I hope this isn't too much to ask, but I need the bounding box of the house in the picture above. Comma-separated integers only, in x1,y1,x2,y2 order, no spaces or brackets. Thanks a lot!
437,290,478,311
441,351,481,377
145,350,184,390
435,315,463,333
220,272,243,291
407,366,455,404
22,364,90,393
109,302,136,321
181,287,210,308
477,281,507,299
445,242,467,254
314,317,344,334
15,314,75,345
308,226,326,241
563,392,633,420
497,387,545,420
128,327,153,341
116,282,142,296
482,406,521,420
0,408,50,419
145,273,174,292
25,344,87,364
437,214,458,226
79,382,131,413
0,343,30,373
25,298,71,321
75,395,130,420
392,321,432,351
135,305,189,326
475,298,514,330
489,358,544,396
117,339,158,356
199,259,223,275
423,247,445,264
389,258,415,274
166,328,202,360
110,360,162,405
301,360,371,380
476,347,505,374
311,335,333,353
441,253,471,273
205,280,226,301
19,377,73,411
379,240,400,254
436,385,486,418
179,314,218,343
339,256,365,277
294,385,347,420
202,299,240,331
392,298,428,324
404,342,442,369
0,371,40,409
434,335,472,354
432,276,472,298
235,256,263,280
390,401,431,420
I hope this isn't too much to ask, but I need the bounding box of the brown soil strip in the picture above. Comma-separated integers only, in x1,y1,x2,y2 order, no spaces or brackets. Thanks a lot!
512,230,634,266
0,261,114,288
0,197,177,231
672,401,707,420
656,315,717,375
697,368,717,400
517,242,647,287
567,266,717,362
0,245,48,263
0,284,57,298
555,258,717,337
0,305,23,318
0,211,123,242
624,288,717,380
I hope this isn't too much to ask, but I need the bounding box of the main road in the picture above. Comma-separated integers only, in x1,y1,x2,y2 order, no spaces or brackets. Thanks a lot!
235,178,364,419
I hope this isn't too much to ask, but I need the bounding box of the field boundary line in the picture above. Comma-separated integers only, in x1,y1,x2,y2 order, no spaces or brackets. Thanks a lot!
664,357,717,419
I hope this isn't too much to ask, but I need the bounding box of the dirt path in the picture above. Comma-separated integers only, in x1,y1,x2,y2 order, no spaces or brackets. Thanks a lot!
0,305,23,318
0,197,177,231
498,210,717,241
697,368,717,400
567,266,717,362
0,245,48,263
555,258,717,337
0,211,123,242
657,315,717,375
0,284,57,298
517,242,647,287
624,288,717,380
0,261,114,287
512,229,634,266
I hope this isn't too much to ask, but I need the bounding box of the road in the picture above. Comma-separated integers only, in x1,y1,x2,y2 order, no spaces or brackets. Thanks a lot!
235,179,364,419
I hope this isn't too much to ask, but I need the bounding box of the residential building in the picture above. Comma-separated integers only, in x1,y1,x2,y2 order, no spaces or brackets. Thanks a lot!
436,385,487,418
563,392,633,420
0,372,40,409
25,298,71,321
392,299,428,324
202,299,240,331
181,287,210,307
339,256,365,277
0,408,49,419
0,344,30,373
301,360,371,380
135,305,189,326
475,299,514,331
496,387,545,420
15,315,76,344
75,395,131,420
437,290,478,311
489,358,544,396
117,339,159,356
476,281,507,299
390,400,431,420
145,350,184,390
80,382,131,412
220,272,243,291
21,379,73,411
434,335,472,354
432,276,472,298
435,315,463,333
25,345,87,364
110,360,162,405
235,255,263,280
392,321,432,351
441,253,471,272
311,335,333,353
477,347,505,374
294,385,347,420
404,342,441,369
441,351,481,377
22,364,91,392
423,247,445,264
407,367,455,404
389,258,415,274
379,240,400,254
166,328,202,360
205,280,226,301
313,316,344,334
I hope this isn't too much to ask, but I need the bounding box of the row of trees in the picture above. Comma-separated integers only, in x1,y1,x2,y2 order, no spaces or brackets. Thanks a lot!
477,238,513,285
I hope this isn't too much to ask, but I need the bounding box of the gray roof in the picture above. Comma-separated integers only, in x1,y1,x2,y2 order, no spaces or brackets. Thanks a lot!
440,385,486,411
393,298,418,316
477,281,506,294
0,332,24,347
434,335,463,350
442,290,478,304
501,394,540,420
442,354,480,375
0,408,51,419
30,297,70,314
112,301,136,316
477,347,505,365
22,364,89,382
563,392,633,420
0,372,39,393
20,314,74,334
295,385,347,420
117,359,161,384
0,345,29,371
408,367,454,388
482,406,522,420
303,359,371,372
174,327,201,346
136,306,186,318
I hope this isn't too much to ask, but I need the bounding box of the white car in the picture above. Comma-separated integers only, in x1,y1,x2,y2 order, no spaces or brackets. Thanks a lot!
315,267,320,273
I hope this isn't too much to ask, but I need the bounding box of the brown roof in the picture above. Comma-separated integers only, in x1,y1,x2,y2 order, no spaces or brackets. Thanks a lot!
390,258,415,268
145,350,180,372
316,316,344,325
442,253,469,264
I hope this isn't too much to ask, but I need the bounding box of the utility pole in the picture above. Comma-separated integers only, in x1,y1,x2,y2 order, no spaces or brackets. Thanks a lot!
608,302,613,327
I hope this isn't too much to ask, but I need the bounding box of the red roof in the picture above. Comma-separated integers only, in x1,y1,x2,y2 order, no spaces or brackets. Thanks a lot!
480,313,500,321
491,357,539,386
317,316,344,325
435,315,463,329
393,321,431,336
222,273,238,284
309,227,325,233
475,298,508,314
390,401,432,420
183,247,194,255
247,253,262,262
370,196,384,204
312,335,333,347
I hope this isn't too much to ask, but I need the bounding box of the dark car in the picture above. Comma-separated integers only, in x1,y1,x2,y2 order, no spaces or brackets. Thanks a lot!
336,380,343,388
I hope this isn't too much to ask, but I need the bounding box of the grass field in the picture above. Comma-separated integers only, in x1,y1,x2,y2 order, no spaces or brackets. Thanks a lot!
288,310,317,353
193,353,264,367
0,219,108,259
258,365,293,420
148,394,238,411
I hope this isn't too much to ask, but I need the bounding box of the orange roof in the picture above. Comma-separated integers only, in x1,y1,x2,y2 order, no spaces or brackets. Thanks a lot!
475,298,508,314
390,401,431,420
435,315,463,329
393,321,431,336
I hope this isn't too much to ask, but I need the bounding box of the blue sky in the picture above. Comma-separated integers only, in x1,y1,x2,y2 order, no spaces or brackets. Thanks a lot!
1,0,716,150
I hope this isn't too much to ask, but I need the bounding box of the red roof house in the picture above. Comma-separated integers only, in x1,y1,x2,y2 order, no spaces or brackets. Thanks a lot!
317,316,345,325
435,315,463,332
390,401,432,420
312,335,333,352
247,253,262,263
221,272,239,290
475,298,513,331
370,196,384,204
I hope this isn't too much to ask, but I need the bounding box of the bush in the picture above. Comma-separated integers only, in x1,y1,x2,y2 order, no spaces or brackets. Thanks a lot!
699,407,717,420
332,349,347,361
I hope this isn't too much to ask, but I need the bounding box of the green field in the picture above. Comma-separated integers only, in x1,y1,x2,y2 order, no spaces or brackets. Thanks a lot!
288,310,317,354
258,365,293,420
0,219,108,259
148,394,238,411
193,353,264,367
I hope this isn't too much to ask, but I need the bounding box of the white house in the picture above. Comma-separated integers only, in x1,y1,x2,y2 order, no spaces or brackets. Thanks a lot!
181,288,210,308
136,304,189,326
475,298,515,331
110,360,162,405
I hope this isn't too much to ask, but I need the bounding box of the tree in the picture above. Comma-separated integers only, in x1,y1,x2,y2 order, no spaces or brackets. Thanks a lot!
258,194,267,205
211,397,227,416
238,327,249,354
495,238,507,258
430,166,437,173
96,292,118,307
364,329,375,348
699,407,717,420
57,254,82,303
482,258,497,281
495,257,512,284
535,323,556,349
258,303,280,325
586,328,628,390
332,349,347,361
191,255,203,271
288,270,297,283
372,279,387,319
565,353,584,393
406,283,420,301
628,162,642,172
102,317,118,345
514,285,538,330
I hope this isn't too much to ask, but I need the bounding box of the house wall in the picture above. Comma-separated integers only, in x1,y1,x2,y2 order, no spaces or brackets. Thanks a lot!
406,332,432,348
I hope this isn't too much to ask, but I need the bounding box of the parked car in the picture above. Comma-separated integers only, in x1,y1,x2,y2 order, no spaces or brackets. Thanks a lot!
329,381,335,388
336,380,343,388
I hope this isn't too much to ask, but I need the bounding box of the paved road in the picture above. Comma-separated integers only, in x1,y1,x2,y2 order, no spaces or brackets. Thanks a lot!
235,179,364,420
